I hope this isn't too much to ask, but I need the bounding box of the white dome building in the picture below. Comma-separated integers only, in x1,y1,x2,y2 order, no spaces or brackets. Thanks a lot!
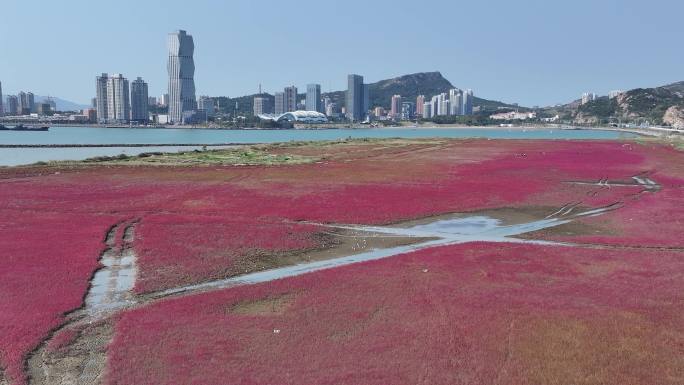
258,110,328,124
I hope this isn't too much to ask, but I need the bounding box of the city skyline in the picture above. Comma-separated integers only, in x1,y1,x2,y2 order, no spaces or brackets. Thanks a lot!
1,0,683,107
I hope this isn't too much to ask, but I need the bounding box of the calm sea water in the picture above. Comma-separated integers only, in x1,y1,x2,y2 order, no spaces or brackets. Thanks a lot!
0,126,637,166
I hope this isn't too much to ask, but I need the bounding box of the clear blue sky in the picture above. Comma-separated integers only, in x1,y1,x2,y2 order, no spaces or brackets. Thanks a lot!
1,0,682,107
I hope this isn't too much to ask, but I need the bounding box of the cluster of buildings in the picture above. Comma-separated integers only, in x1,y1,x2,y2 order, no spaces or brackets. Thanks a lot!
94,74,148,124
370,89,474,122
581,92,597,105
0,82,57,117
581,90,625,105
254,74,370,123
489,110,537,121
254,83,329,124
2,28,490,127
93,30,210,125
416,89,474,119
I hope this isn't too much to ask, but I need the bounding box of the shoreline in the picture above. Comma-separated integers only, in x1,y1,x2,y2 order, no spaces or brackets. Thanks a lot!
0,143,254,149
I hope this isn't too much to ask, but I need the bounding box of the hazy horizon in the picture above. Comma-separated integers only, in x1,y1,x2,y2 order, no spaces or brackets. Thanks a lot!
1,0,682,107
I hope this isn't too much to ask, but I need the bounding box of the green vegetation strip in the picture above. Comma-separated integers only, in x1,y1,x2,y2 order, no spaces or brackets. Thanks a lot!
91,147,318,166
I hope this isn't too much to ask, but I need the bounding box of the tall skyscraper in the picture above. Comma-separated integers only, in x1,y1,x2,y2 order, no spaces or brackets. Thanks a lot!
130,77,149,122
284,86,298,112
416,95,425,117
306,84,322,112
346,74,367,121
96,73,108,123
390,95,402,118
106,74,130,123
463,89,474,115
168,30,196,123
449,89,463,116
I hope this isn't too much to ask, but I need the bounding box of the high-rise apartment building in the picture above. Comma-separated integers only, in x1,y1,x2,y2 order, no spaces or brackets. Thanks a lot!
325,97,338,117
0,81,3,115
17,91,34,115
148,97,157,106
27,92,35,113
17,92,26,113
346,74,368,121
253,97,271,116
401,102,415,120
6,95,18,115
198,96,215,118
306,84,322,112
423,102,432,119
96,73,109,123
105,74,130,123
449,89,463,116
463,89,474,115
168,30,196,123
390,95,402,118
581,92,597,105
435,93,449,116
284,86,298,113
130,77,149,122
430,95,440,118
274,92,285,115
160,93,169,107
416,95,425,117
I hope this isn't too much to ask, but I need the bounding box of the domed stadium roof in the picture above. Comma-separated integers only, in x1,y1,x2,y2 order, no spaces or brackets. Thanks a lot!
258,111,328,123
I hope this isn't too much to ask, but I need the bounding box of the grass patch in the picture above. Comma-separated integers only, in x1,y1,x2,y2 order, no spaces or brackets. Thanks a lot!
36,146,320,167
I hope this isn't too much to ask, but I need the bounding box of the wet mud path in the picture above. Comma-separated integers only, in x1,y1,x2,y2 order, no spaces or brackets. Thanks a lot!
26,220,138,385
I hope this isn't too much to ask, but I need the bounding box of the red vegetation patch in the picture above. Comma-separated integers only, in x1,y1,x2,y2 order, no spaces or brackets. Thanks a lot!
106,243,684,385
45,328,79,354
0,211,116,384
134,214,321,293
0,139,682,384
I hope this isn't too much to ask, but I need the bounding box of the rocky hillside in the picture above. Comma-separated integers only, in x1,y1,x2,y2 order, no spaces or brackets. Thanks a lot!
567,81,684,125
663,106,684,129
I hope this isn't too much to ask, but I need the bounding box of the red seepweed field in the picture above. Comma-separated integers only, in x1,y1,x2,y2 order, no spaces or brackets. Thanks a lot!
0,138,683,384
